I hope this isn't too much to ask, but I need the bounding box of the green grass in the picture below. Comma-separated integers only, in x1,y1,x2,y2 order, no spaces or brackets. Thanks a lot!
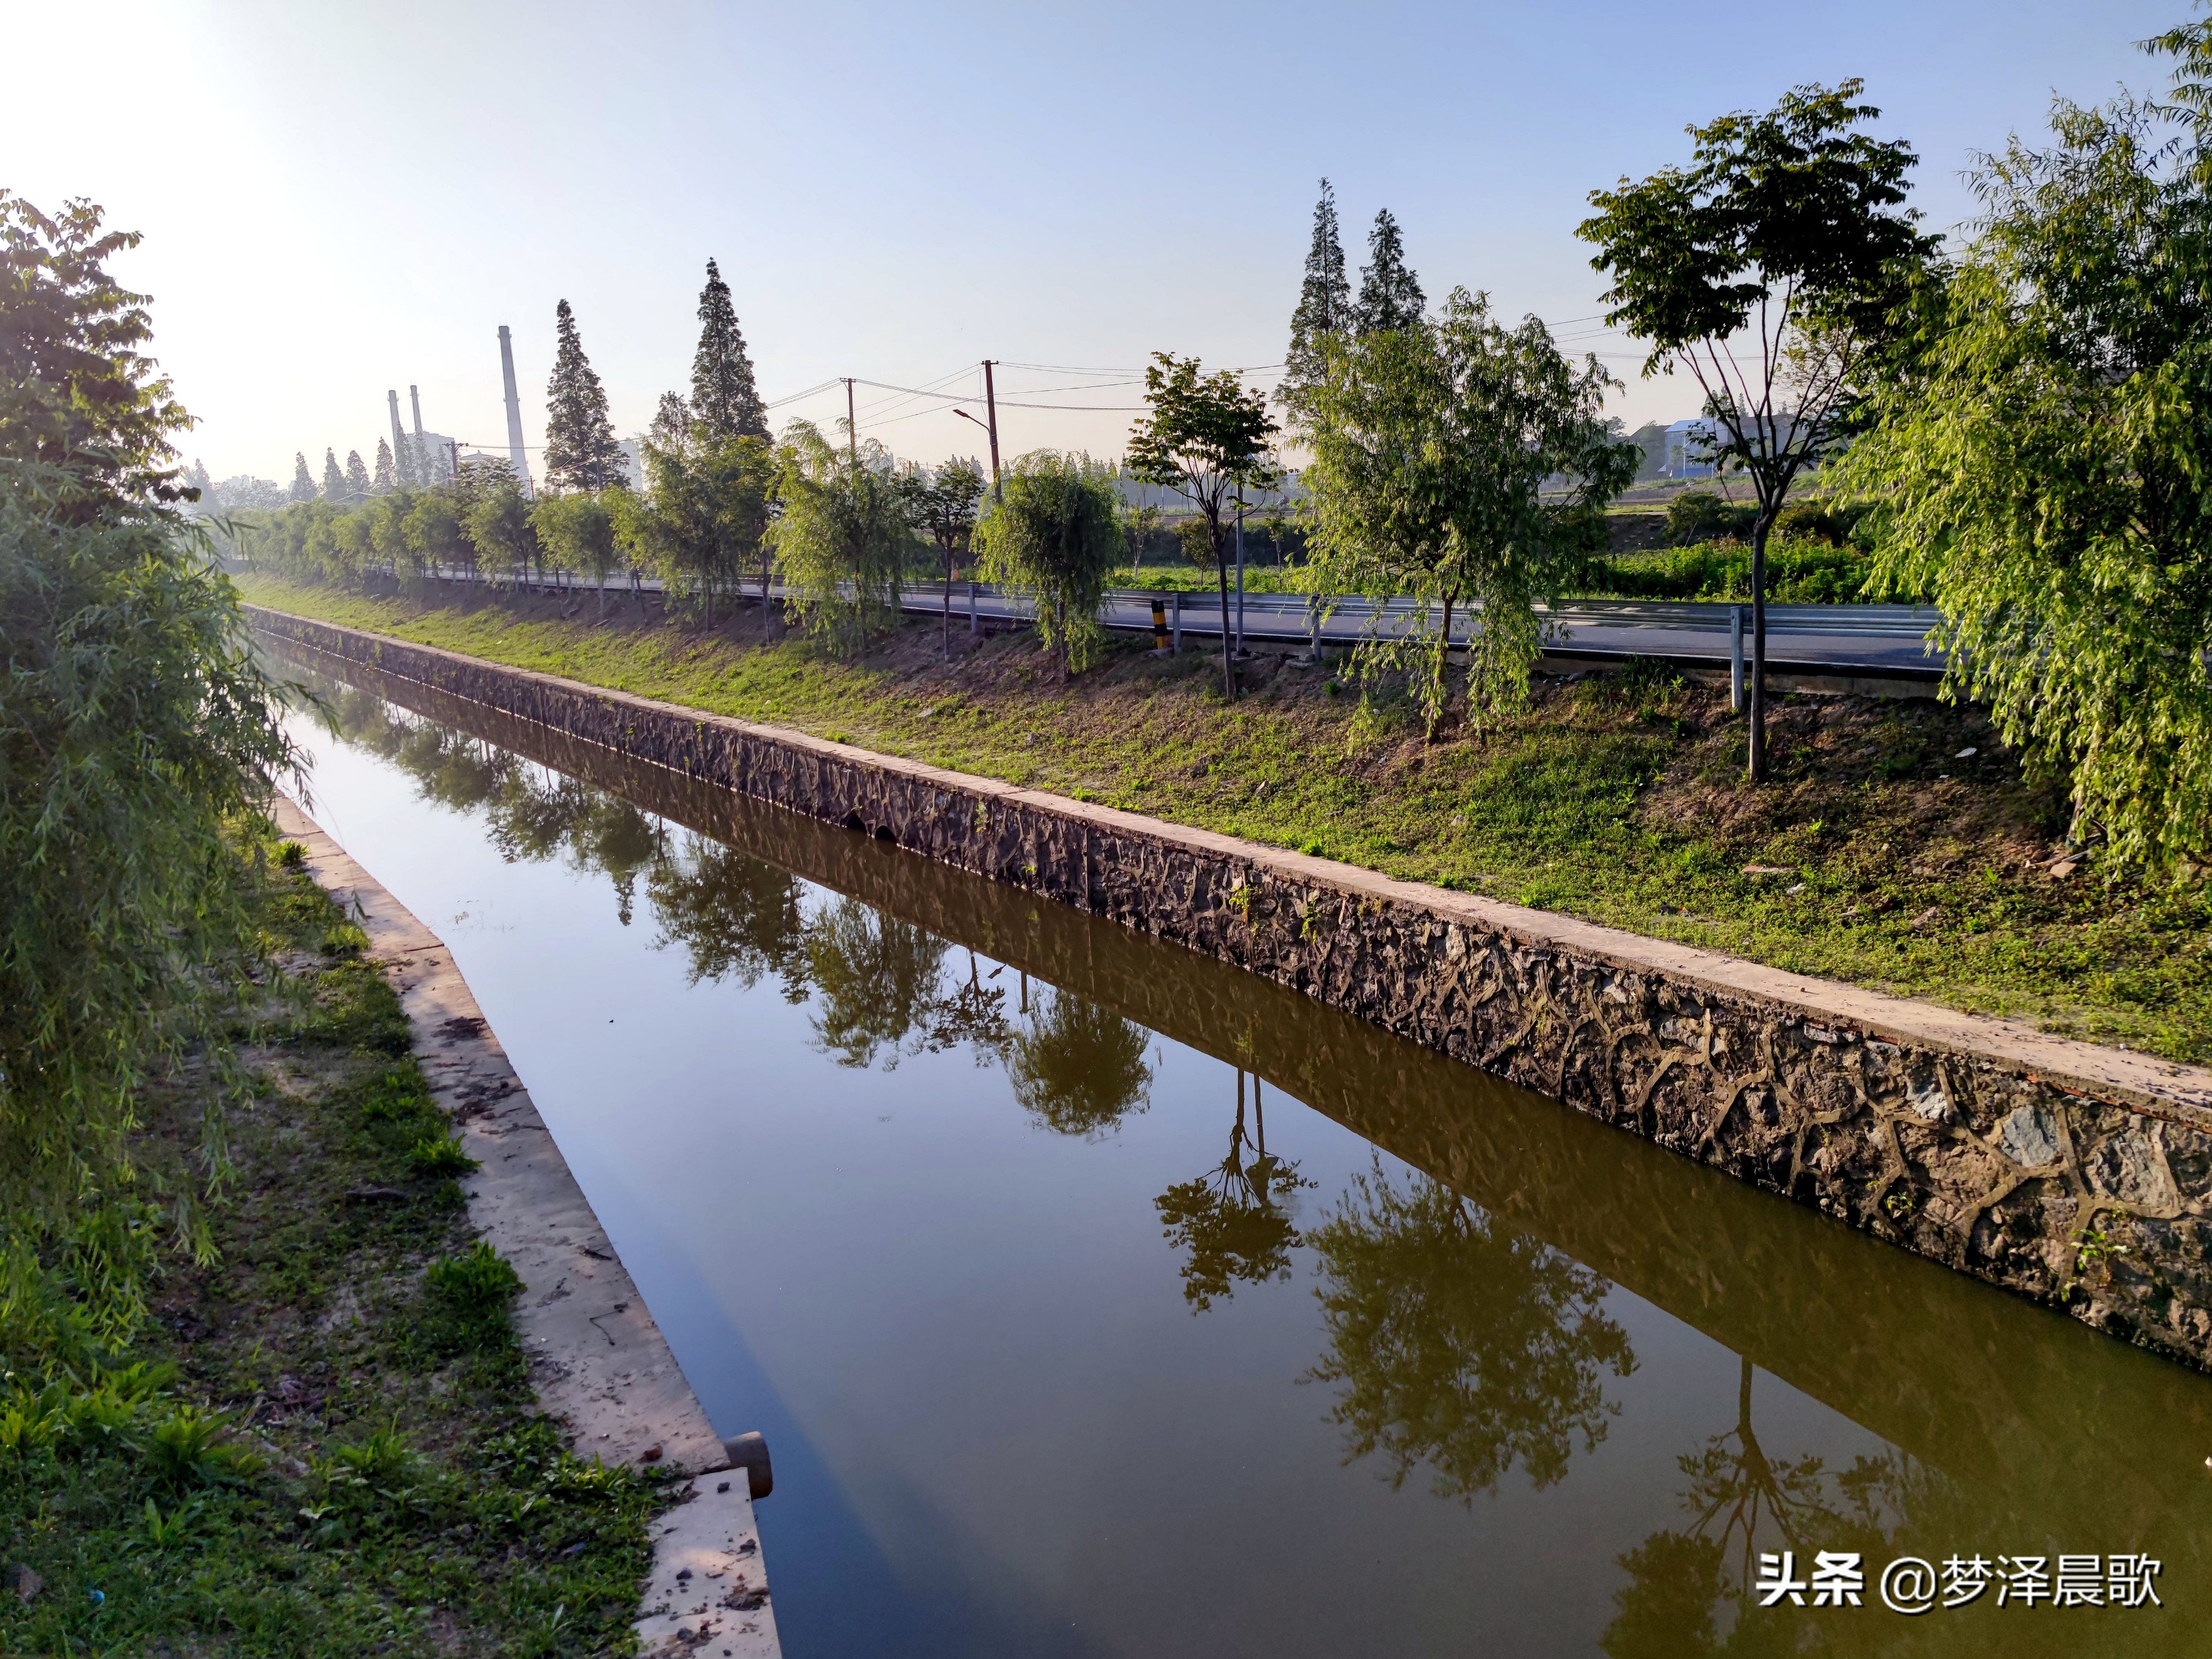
0,861,671,1656
239,573,2212,1065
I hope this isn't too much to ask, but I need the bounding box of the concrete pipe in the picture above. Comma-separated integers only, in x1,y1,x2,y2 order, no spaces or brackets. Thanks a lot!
722,1431,773,1501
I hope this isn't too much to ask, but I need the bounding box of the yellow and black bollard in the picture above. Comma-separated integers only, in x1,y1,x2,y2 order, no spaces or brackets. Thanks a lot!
1151,596,1170,655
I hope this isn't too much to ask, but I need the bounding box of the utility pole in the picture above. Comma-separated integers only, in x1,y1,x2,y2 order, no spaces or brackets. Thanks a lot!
845,377,857,463
983,359,1003,503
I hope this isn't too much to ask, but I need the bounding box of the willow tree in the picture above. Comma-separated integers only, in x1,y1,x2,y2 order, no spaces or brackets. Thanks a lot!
1300,289,1637,737
1842,33,2212,872
768,419,909,656
971,450,1125,677
1578,80,1932,779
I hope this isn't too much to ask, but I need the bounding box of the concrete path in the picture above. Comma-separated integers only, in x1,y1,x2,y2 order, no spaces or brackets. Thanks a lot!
273,794,780,1659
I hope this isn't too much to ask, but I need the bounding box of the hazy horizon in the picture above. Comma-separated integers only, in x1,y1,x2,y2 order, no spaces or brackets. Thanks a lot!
4,0,2179,485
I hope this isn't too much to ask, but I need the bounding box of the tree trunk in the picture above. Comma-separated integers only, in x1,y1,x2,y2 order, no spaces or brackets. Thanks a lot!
1214,522,1236,701
1430,594,1454,743
1748,509,1773,782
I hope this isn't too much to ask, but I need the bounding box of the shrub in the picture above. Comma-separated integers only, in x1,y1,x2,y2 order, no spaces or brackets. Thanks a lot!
1664,490,1752,545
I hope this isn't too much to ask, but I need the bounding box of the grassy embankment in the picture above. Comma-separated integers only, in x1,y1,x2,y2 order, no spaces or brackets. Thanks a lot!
2,852,667,1655
240,572,2212,1065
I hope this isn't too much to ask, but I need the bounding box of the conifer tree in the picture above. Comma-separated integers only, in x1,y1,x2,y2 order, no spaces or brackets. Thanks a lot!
321,447,346,499
344,448,371,499
543,298,626,491
395,431,421,489
289,451,315,502
1355,209,1426,336
373,437,396,491
1285,179,1353,398
691,259,768,441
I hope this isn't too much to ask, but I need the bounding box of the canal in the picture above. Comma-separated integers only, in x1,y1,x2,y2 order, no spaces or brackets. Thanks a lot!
275,651,2210,1657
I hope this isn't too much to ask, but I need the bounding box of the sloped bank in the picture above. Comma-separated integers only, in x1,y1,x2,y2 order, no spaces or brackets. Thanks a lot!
271,793,780,1659
253,605,2212,1370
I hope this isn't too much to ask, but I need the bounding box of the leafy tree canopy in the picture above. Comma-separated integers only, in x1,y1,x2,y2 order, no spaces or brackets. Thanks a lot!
1302,289,1637,734
1578,79,1933,779
1842,38,2212,872
972,450,1125,676
1126,353,1280,696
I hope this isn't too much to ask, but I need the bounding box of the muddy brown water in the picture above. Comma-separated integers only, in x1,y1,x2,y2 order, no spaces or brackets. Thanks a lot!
271,644,2212,1658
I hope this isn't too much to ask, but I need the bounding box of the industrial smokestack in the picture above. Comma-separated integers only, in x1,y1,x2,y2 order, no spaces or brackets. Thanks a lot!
497,325,533,496
409,385,425,440
386,390,406,470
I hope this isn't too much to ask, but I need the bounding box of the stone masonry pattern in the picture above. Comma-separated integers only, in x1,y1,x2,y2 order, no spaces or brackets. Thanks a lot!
251,608,2212,1370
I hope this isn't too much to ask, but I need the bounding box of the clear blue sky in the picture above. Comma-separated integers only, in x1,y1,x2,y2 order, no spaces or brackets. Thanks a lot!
4,0,2184,481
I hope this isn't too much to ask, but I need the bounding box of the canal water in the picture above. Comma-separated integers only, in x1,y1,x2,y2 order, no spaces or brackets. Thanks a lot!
274,651,2211,1657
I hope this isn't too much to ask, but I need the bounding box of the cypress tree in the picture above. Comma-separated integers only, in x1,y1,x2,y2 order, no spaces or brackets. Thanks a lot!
290,451,315,503
1355,209,1426,335
690,259,768,441
319,449,345,500
344,448,371,499
373,438,396,491
1285,179,1353,396
543,298,625,491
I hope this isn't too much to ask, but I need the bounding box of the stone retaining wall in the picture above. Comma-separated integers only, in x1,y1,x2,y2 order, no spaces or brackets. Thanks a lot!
251,606,2212,1370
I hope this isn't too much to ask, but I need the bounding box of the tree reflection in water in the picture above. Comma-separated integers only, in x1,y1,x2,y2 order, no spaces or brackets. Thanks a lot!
1600,1356,1937,1658
1305,1158,1636,1501
648,838,809,997
1006,986,1154,1138
802,900,951,1069
1156,1070,1311,1311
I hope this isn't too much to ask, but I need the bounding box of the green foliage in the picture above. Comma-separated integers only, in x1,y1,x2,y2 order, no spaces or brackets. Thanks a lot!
1284,177,1354,396
893,456,987,651
542,298,625,492
426,1241,522,1313
690,258,769,442
1307,1161,1634,1500
529,488,622,609
1,196,299,1280
1580,80,1935,777
460,461,538,589
0,192,193,509
1006,990,1153,1138
1664,490,1752,546
1586,535,1884,603
1127,353,1281,696
973,450,1126,674
619,396,774,621
1354,206,1426,336
1300,289,1638,734
768,419,911,655
144,1402,260,1489
1843,59,2212,872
